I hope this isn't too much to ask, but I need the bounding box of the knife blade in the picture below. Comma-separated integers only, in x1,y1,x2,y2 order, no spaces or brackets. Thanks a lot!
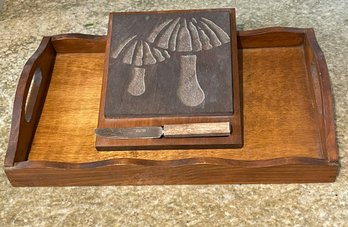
95,127,163,139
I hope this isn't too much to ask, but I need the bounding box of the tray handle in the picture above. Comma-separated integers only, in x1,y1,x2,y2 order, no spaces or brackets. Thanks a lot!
5,37,56,167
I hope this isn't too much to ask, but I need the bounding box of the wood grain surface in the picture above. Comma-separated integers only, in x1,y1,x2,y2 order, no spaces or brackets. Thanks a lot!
28,40,321,162
4,27,339,186
163,122,231,137
6,158,337,186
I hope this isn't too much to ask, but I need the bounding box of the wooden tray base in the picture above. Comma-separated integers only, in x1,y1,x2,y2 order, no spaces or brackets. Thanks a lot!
4,28,338,186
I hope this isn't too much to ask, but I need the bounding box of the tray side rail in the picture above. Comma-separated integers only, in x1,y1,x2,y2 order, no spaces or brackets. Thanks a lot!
302,29,338,163
5,157,337,186
4,37,56,167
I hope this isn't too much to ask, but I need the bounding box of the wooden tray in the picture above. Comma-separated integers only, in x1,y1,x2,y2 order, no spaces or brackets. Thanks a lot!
4,27,339,186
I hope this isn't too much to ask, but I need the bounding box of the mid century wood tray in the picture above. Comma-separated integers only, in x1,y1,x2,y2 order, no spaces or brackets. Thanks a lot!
4,27,338,186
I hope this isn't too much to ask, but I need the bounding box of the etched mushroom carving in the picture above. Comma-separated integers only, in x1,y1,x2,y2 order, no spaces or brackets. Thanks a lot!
111,35,170,96
147,17,230,106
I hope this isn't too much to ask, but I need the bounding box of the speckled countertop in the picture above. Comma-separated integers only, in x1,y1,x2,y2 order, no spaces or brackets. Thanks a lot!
0,0,347,226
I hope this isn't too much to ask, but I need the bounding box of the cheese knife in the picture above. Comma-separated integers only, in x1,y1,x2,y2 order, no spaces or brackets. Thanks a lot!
95,122,231,139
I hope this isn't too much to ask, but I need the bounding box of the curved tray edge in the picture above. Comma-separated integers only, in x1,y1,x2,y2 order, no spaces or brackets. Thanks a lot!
51,33,106,53
5,157,338,186
12,156,337,169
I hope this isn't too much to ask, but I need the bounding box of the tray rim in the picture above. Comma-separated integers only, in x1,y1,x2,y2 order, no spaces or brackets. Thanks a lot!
4,27,339,185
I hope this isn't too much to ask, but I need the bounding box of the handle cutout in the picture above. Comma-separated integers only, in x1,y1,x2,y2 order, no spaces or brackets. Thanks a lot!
25,68,42,122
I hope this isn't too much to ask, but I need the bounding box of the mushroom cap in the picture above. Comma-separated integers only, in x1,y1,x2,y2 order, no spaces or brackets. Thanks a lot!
147,17,230,52
111,36,170,67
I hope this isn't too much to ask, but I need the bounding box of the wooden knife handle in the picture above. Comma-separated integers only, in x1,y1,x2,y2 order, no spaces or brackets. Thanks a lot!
163,122,231,138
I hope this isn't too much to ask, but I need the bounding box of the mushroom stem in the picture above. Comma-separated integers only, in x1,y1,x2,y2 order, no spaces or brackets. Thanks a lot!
177,55,205,106
128,67,146,96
